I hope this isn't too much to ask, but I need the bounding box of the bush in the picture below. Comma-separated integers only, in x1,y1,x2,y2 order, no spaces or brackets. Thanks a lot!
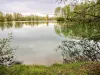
55,39,100,63
0,33,14,66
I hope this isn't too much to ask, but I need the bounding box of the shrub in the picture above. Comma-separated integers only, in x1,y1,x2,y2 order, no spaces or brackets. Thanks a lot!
55,39,100,63
0,33,14,66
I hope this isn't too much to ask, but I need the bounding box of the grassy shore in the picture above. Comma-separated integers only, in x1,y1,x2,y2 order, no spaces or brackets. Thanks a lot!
0,62,100,75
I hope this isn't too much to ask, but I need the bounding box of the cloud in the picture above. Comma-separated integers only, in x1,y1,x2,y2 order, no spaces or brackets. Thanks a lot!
0,0,64,15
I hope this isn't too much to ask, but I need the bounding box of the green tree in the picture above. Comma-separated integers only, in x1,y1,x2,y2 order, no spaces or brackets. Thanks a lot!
13,13,22,21
0,12,5,22
55,7,63,17
5,14,13,21
55,0,100,22
46,15,49,21
63,5,71,19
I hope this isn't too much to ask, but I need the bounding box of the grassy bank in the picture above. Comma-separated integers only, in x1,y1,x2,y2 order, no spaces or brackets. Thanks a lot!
0,62,100,75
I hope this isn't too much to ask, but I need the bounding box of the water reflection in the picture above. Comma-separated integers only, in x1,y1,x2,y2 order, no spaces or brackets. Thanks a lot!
0,21,49,31
55,22,100,40
0,21,100,65
0,21,65,65
0,22,13,31
55,22,100,63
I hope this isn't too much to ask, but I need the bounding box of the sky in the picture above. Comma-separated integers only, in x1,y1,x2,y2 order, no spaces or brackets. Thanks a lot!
0,0,65,16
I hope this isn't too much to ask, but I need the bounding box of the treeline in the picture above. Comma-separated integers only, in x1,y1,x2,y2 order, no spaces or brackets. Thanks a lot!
55,0,100,22
0,12,54,22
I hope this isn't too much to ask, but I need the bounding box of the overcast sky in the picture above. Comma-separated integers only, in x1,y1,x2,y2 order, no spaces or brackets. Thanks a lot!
0,0,65,16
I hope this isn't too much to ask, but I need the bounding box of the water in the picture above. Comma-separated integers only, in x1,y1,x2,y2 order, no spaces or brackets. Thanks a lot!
0,21,100,65
0,21,67,65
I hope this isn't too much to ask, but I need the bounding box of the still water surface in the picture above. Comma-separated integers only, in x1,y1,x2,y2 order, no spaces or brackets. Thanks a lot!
0,22,69,65
0,21,100,65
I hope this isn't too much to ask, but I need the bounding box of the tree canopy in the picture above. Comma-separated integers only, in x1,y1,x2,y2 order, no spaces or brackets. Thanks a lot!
55,0,100,22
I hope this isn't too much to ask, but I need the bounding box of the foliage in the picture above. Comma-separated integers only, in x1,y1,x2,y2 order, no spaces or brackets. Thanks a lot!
55,0,100,22
56,17,65,21
0,12,54,22
0,33,14,66
5,14,13,21
55,39,100,63
0,12,5,22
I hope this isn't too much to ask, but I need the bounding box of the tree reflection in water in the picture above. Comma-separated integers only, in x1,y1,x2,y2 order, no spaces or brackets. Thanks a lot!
0,21,49,31
55,22,100,63
54,22,100,40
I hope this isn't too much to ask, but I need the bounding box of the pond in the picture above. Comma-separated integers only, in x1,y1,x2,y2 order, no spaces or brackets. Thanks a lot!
0,21,100,65
0,21,68,65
